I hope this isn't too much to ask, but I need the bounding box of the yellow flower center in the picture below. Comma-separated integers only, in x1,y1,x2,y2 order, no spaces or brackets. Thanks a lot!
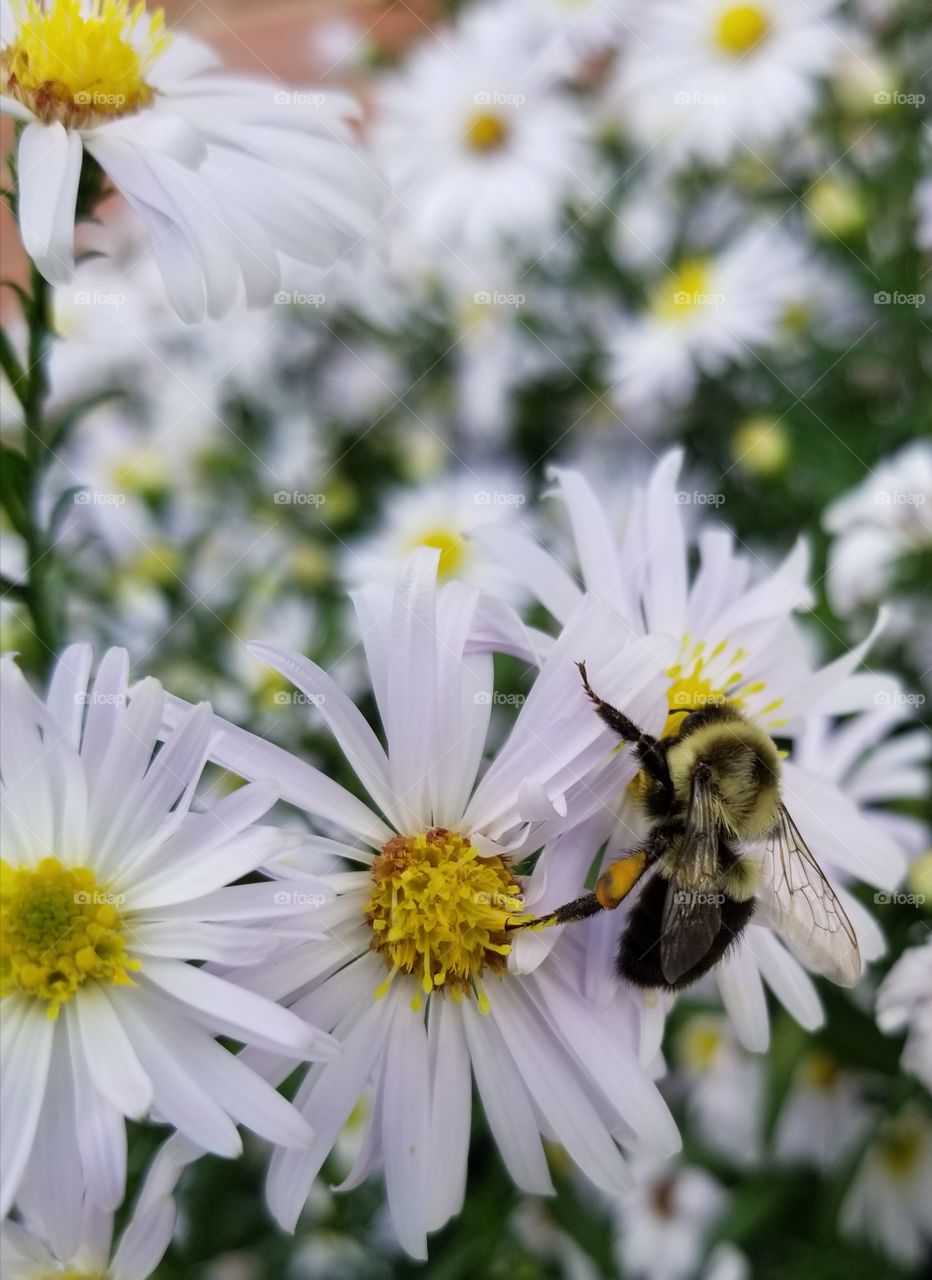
41,1273,107,1280
677,1015,725,1072
665,635,786,735
714,4,770,56
465,109,509,152
1,857,138,1018
731,416,790,477
800,1051,842,1090
650,257,713,322
410,526,467,580
879,1124,923,1179
1,0,170,127
365,828,523,1011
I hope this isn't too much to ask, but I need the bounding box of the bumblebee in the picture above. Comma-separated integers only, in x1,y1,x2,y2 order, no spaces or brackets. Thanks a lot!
513,662,861,991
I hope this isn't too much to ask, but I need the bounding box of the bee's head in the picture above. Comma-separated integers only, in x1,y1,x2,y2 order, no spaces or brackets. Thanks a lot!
668,702,745,740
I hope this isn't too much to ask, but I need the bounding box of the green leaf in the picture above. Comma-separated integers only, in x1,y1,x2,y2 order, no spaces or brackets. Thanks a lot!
0,442,32,537
0,324,25,399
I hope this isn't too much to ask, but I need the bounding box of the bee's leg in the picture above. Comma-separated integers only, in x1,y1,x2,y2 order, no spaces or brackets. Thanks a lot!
577,661,674,808
595,849,649,909
508,850,651,931
577,661,649,743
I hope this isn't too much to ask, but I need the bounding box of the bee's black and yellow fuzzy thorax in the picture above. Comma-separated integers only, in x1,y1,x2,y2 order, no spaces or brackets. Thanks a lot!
663,704,781,841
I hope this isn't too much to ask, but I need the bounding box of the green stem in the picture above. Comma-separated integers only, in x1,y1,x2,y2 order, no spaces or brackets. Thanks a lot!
18,261,62,668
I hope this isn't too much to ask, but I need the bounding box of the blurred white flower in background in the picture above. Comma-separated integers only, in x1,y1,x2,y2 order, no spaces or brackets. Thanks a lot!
877,938,932,1092
0,646,336,1220
0,0,381,320
674,1014,764,1167
824,442,932,613
613,1155,727,1280
773,1052,871,1168
344,468,530,597
604,225,815,428
1,1134,194,1280
612,0,845,167
840,1104,932,1265
374,1,591,270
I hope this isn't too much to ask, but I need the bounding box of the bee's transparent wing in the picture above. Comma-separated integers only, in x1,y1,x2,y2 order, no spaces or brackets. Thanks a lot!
660,767,722,985
756,804,861,987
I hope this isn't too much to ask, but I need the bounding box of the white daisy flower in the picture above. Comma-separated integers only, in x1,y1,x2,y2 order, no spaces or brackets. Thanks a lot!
343,469,531,599
2,1134,195,1280
877,939,932,1093
474,450,911,1050
604,225,814,427
773,1051,872,1168
0,0,380,321
674,1014,764,1167
162,549,682,1257
613,1155,728,1280
0,645,338,1221
611,0,844,167
824,441,932,615
374,1,590,270
510,0,631,73
840,1104,932,1266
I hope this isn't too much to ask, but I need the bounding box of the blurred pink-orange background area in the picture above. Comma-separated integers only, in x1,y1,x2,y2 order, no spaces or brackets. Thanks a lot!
1,0,436,294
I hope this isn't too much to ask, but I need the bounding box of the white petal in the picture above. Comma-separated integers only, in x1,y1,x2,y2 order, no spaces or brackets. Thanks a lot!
74,983,153,1119
115,994,242,1158
716,947,770,1052
0,999,54,1217
46,643,93,746
17,122,82,283
246,643,397,825
266,985,393,1231
460,998,553,1195
137,959,333,1058
470,522,582,623
425,999,471,1232
488,982,633,1195
746,927,823,1031
67,1007,127,1211
385,548,440,827
110,1197,177,1280
160,691,392,848
123,782,280,907
381,995,431,1259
